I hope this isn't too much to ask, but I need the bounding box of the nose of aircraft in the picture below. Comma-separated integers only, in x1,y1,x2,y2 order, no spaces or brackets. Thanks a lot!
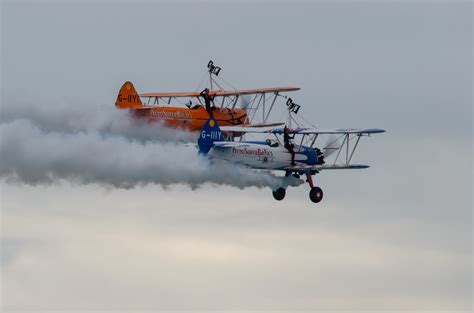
233,107,245,114
232,107,248,124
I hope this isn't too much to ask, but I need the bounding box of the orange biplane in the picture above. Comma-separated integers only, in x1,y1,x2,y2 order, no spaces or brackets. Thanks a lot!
115,61,300,131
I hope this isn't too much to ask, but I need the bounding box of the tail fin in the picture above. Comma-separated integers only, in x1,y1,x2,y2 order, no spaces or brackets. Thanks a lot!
198,118,223,155
115,81,143,109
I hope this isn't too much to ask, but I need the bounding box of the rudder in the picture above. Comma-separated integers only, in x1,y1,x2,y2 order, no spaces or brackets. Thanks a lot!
198,118,223,155
116,81,143,109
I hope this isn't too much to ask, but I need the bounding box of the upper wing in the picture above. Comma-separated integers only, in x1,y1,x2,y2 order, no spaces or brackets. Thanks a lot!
220,126,386,135
140,87,300,98
297,128,386,135
140,91,199,98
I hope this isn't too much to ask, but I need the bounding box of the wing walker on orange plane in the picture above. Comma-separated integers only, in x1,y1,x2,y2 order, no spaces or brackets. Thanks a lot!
116,60,299,131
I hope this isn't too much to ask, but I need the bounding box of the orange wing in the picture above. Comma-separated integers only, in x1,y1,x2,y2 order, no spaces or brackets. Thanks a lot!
140,86,300,98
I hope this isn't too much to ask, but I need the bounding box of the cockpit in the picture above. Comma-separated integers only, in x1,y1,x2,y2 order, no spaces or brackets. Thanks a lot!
265,139,279,147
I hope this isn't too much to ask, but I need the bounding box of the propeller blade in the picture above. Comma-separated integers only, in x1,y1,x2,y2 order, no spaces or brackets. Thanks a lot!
322,134,340,158
238,94,252,110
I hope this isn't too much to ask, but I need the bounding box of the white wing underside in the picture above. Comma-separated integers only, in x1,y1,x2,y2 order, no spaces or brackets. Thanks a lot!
282,164,370,171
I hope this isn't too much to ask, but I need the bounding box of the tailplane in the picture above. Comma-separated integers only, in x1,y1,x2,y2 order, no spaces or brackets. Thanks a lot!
198,118,223,155
115,81,143,109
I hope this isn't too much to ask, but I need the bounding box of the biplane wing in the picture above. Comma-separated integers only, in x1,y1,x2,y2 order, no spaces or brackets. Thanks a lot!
283,164,370,171
220,124,384,171
219,126,386,135
219,124,285,134
219,125,282,133
297,128,386,135
245,122,285,128
140,87,300,98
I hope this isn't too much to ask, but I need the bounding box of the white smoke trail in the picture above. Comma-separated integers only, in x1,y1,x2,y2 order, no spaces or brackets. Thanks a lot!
0,95,197,143
0,97,302,190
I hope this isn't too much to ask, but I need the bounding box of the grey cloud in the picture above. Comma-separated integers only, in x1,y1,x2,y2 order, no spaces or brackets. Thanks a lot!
1,186,470,311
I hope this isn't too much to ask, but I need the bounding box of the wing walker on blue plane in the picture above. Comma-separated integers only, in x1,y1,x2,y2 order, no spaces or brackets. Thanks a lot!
197,117,385,203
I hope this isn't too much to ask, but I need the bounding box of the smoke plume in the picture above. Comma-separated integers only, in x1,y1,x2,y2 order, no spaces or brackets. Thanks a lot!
0,97,302,190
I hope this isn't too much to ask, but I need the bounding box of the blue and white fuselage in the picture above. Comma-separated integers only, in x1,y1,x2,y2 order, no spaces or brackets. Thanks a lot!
209,141,320,170
197,118,322,171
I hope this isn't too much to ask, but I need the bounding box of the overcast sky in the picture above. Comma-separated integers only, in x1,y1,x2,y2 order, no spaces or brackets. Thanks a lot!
1,1,472,312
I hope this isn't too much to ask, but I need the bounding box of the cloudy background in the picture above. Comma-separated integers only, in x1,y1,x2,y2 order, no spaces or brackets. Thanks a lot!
1,0,472,312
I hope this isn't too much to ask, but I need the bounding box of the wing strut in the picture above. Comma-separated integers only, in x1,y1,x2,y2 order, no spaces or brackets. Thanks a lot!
264,92,280,123
332,133,365,165
348,134,362,164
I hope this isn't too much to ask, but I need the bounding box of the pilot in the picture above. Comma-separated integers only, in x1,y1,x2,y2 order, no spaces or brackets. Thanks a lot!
283,126,296,165
265,139,279,148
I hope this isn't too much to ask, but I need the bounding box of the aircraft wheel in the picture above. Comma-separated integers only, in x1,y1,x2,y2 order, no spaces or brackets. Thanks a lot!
292,173,300,179
309,187,323,203
272,188,286,201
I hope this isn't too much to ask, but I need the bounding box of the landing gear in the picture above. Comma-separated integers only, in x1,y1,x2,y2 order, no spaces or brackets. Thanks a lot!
309,187,323,203
306,173,323,203
274,172,325,203
272,187,286,201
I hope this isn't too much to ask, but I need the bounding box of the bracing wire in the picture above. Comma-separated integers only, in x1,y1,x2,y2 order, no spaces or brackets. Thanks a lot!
194,72,209,93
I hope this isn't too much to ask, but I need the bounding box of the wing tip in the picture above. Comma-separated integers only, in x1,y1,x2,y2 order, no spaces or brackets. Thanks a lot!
367,128,386,134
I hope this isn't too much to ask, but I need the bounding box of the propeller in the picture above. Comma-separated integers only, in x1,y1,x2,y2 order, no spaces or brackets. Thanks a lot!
237,94,252,110
319,134,341,163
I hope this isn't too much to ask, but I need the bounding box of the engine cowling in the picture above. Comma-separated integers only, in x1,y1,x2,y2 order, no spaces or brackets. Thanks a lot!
315,148,325,164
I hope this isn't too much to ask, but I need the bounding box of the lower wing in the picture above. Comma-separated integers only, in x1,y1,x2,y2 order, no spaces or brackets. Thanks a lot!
283,164,370,171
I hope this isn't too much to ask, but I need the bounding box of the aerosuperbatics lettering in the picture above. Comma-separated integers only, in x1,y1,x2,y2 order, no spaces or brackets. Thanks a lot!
149,110,192,120
232,147,274,163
